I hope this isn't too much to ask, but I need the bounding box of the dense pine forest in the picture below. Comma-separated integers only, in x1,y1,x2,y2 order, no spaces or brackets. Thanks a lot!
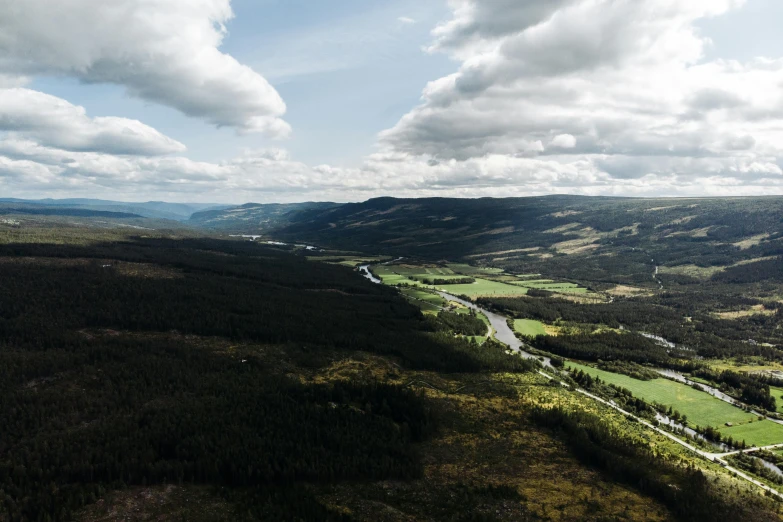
0,225,542,521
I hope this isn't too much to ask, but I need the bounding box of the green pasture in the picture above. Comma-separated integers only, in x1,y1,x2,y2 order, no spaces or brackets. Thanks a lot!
719,420,783,447
513,319,548,337
431,278,529,298
567,362,757,430
374,265,529,298
769,386,783,414
372,267,429,287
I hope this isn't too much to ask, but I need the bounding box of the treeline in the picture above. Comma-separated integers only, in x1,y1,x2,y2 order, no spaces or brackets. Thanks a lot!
595,360,660,381
421,277,475,285
529,407,774,521
568,369,653,417
478,295,680,329
433,311,486,336
530,332,691,370
728,453,783,486
481,292,783,361
691,368,776,411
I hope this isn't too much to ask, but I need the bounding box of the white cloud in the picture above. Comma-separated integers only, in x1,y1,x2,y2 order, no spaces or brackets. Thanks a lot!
1,138,781,203
0,0,289,136
0,89,186,156
549,134,576,149
398,16,416,24
379,0,783,198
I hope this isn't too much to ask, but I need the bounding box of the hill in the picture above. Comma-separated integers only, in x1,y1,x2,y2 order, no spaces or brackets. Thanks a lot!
0,198,228,221
189,201,339,231
192,196,783,283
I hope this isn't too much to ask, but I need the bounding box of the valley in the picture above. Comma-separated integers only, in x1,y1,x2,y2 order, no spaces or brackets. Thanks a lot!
2,196,783,521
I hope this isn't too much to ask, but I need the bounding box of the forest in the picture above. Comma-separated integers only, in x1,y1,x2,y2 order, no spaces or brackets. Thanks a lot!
529,407,776,521
0,230,536,521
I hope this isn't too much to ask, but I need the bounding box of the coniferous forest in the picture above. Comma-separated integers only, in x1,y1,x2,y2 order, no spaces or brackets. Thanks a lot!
0,228,540,521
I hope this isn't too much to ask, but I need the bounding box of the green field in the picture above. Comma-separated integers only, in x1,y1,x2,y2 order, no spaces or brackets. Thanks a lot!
373,266,430,287
447,264,504,276
431,278,529,297
567,362,758,430
513,319,547,337
393,266,455,277
372,263,588,297
719,420,783,447
374,266,529,298
770,386,783,414
400,288,446,313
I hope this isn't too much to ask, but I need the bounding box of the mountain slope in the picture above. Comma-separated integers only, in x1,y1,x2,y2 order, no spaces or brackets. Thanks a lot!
189,201,339,231
0,198,228,221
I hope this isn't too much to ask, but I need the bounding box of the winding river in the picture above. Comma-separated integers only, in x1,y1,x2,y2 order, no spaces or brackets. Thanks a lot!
358,265,551,367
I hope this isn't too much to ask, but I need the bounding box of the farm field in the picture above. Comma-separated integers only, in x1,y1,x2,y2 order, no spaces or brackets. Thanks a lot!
719,420,783,447
507,279,588,293
432,278,530,297
567,362,759,431
372,266,430,287
513,319,547,337
373,265,531,297
371,263,589,298
446,263,503,276
392,265,455,277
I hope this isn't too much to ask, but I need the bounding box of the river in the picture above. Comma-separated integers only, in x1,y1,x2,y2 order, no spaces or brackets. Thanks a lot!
359,265,382,284
358,266,550,366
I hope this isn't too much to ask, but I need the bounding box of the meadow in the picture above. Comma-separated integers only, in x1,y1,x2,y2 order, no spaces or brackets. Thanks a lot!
373,265,531,297
769,385,783,414
513,319,547,337
567,362,759,431
372,263,590,298
719,420,783,447
432,278,530,297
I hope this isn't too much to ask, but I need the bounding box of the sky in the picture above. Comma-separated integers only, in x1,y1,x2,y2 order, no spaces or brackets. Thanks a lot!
1,0,783,204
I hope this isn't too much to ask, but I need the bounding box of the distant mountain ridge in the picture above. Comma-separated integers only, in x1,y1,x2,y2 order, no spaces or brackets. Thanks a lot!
0,198,229,221
187,196,783,269
189,201,340,231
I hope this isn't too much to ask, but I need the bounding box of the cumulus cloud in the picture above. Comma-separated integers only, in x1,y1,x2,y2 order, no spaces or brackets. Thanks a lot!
549,134,576,149
379,0,783,197
398,16,416,24
0,89,186,156
0,0,289,136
